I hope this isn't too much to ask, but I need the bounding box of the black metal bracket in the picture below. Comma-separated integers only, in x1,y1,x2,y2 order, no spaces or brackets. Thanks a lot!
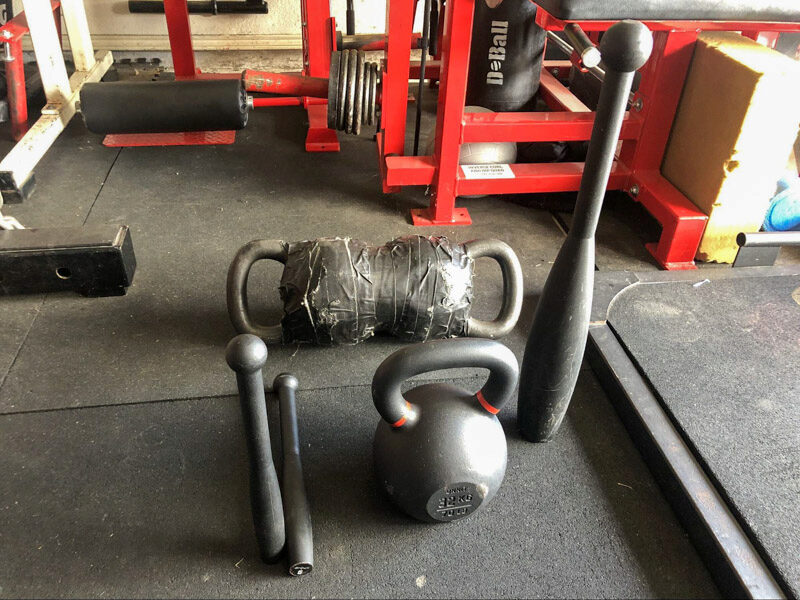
0,224,136,297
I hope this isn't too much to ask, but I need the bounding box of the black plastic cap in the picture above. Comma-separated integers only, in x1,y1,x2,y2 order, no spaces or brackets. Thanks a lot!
273,373,299,391
600,20,653,73
225,334,268,373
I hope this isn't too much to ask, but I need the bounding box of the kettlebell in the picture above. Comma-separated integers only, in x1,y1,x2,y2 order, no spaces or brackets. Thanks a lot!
372,338,519,522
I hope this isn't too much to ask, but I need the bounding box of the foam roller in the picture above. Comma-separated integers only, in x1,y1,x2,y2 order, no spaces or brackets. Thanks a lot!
80,79,249,135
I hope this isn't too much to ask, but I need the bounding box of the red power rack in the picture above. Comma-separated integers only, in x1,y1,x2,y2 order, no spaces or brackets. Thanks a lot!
377,0,800,270
0,1,62,141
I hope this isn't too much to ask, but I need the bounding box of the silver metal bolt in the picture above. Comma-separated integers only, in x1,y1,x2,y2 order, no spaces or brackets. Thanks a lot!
552,68,560,78
632,98,644,112
629,184,640,196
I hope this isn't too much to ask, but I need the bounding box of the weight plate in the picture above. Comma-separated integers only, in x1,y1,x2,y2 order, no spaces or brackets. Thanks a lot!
327,51,340,130
363,62,373,126
353,51,365,136
369,64,378,126
336,49,349,131
344,49,358,134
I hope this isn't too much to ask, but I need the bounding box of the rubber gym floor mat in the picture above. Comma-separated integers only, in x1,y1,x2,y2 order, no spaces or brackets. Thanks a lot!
0,110,566,413
0,120,121,388
0,371,718,599
607,271,800,597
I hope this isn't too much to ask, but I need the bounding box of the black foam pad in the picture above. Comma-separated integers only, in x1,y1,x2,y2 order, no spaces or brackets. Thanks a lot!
80,78,249,135
533,0,800,22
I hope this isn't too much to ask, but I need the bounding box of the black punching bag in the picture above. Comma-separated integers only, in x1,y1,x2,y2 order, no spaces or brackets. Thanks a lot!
465,0,546,112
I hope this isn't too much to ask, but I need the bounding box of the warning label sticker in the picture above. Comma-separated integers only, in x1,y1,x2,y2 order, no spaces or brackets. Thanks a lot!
460,164,515,179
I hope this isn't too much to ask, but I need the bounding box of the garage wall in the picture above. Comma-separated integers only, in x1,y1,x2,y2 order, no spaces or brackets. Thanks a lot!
14,1,417,71
81,0,386,46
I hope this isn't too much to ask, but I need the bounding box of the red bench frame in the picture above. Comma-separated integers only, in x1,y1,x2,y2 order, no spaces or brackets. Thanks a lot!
378,0,800,269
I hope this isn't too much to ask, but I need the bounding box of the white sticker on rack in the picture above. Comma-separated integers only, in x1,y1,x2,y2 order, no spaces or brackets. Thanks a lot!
460,164,515,179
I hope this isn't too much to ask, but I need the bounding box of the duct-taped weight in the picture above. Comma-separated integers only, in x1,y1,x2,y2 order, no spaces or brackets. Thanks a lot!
79,78,249,135
227,236,523,345
327,50,379,135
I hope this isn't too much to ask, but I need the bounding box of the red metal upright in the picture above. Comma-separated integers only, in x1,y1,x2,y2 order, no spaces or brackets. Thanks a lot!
4,36,27,140
164,0,197,78
618,29,707,270
379,0,416,183
0,1,61,141
300,0,339,152
410,0,474,225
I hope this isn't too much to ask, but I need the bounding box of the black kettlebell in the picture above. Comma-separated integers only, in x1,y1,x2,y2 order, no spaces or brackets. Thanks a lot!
372,338,519,522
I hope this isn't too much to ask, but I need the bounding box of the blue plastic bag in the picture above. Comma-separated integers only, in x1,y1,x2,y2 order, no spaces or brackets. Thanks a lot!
763,174,800,232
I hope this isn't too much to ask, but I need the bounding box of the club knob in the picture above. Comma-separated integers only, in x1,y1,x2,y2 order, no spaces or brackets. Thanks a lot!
225,334,268,373
600,20,653,73
273,373,299,391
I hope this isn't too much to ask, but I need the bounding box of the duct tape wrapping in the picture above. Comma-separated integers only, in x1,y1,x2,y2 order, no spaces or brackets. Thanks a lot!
279,236,474,345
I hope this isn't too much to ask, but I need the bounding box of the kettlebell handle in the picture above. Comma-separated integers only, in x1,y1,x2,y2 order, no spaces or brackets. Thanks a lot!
227,239,288,343
464,239,523,340
372,338,519,428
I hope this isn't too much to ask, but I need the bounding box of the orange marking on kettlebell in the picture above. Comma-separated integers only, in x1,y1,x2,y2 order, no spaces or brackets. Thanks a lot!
477,390,499,414
392,402,413,428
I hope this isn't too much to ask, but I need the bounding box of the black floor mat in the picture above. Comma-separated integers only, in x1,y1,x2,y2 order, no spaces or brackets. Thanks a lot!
608,272,800,596
0,372,717,598
0,111,567,413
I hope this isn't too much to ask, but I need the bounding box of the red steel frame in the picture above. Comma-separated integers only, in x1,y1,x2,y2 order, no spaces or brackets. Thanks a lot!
0,1,61,141
299,0,339,151
379,0,800,269
128,0,340,151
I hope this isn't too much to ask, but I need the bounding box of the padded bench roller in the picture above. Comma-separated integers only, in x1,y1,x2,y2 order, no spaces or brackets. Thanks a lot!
533,0,800,22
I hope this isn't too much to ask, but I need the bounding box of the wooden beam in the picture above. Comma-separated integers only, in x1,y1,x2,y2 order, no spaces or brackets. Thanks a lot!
20,0,71,104
60,0,97,71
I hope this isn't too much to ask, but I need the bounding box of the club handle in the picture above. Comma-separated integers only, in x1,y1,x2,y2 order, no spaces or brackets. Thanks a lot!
274,373,314,577
226,335,286,563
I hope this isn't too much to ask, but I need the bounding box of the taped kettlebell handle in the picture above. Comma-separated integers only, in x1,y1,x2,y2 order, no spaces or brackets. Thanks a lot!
463,239,523,339
372,338,519,428
227,239,288,343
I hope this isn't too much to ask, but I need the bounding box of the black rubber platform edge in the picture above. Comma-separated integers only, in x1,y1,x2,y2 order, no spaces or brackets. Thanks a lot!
585,266,800,599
